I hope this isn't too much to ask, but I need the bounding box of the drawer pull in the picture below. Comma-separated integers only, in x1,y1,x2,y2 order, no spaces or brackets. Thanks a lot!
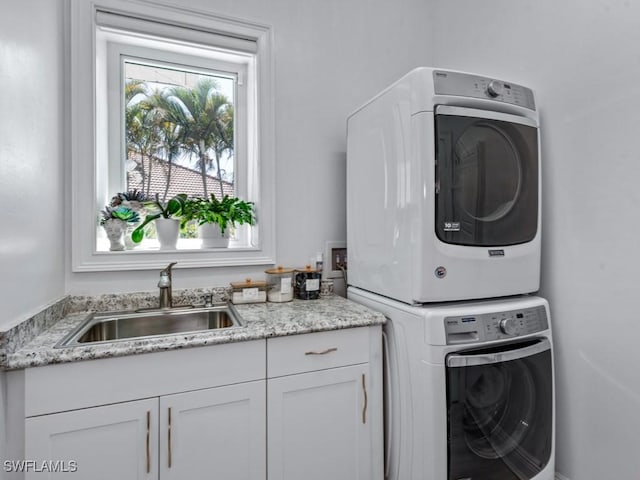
146,410,151,473
168,407,172,469
362,373,368,424
304,347,338,356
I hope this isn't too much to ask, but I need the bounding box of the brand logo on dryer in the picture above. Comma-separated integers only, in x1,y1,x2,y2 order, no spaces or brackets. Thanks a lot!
443,222,461,232
489,249,505,257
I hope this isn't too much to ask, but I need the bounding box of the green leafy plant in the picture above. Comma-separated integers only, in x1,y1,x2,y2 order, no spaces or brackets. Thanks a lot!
180,194,255,235
99,206,140,226
131,193,187,243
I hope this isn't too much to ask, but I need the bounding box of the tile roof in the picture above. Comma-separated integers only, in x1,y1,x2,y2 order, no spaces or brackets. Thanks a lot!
127,154,234,201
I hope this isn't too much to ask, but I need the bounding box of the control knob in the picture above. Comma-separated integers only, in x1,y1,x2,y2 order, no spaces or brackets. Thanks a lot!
499,317,518,336
487,80,504,98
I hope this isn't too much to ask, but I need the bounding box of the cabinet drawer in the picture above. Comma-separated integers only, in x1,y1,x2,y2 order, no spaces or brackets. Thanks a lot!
23,340,266,417
267,327,370,378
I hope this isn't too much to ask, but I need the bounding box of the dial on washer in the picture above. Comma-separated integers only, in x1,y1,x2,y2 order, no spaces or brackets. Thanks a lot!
487,80,504,97
499,317,518,335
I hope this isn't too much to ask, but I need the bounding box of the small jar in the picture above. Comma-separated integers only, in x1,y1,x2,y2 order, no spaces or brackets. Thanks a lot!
320,279,334,297
265,266,294,303
294,266,321,300
230,278,267,304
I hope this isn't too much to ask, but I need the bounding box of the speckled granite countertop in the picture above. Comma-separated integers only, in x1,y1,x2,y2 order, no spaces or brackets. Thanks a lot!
2,292,385,371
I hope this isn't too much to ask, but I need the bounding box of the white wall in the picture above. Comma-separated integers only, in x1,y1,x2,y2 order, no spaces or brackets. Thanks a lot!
431,1,640,478
65,0,433,295
0,0,65,472
0,0,65,328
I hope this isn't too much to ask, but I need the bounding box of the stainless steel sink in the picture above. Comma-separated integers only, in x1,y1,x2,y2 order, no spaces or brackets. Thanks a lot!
56,304,244,347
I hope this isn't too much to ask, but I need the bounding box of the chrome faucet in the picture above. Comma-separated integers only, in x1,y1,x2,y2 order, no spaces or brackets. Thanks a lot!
158,262,177,308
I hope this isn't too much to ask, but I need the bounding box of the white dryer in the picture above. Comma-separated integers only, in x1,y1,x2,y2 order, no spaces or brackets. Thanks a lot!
348,287,555,480
347,67,541,303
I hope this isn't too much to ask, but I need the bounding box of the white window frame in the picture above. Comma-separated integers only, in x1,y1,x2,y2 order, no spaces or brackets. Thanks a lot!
69,0,275,271
102,40,251,250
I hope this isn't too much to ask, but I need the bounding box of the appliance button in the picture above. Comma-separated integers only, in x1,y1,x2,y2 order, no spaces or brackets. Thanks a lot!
499,317,518,336
487,80,504,97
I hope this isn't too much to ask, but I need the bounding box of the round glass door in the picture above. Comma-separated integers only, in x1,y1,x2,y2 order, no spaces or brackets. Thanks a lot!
435,110,538,247
461,358,535,459
454,123,522,223
446,340,553,480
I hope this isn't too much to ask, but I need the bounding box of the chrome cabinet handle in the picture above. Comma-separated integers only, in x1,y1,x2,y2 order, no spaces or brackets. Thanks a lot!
146,411,151,474
362,373,368,424
168,407,172,469
304,347,338,356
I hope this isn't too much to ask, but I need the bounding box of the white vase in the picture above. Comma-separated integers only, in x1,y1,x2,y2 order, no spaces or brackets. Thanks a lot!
103,219,127,251
156,218,180,250
198,223,230,248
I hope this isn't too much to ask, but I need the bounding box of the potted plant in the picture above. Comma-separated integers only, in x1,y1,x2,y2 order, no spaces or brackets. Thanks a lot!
109,190,148,249
181,194,256,248
99,206,141,251
110,189,147,214
131,194,187,250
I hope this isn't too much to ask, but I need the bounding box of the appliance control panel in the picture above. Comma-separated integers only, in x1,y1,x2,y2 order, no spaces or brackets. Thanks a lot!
433,70,536,111
444,305,548,345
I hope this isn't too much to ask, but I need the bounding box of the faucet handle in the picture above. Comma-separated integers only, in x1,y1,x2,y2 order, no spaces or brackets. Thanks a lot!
203,294,213,307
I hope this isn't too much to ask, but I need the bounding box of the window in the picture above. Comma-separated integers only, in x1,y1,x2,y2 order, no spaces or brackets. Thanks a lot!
70,0,275,271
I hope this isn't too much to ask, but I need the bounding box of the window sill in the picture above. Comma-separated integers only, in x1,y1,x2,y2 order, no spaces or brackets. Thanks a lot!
96,237,253,252
74,247,274,272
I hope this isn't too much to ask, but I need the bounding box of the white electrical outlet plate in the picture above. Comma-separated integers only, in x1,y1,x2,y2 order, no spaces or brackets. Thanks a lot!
324,240,347,279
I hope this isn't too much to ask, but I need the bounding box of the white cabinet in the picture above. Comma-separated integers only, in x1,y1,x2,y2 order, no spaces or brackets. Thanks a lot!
268,364,373,480
10,327,382,480
266,327,383,480
12,341,266,480
25,382,266,480
25,398,158,480
160,381,266,480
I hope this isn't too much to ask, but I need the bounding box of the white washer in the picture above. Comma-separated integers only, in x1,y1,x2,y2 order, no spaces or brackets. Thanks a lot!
347,67,541,303
348,287,555,480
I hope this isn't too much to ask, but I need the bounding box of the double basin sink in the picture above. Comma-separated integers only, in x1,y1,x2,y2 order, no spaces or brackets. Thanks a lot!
57,303,244,347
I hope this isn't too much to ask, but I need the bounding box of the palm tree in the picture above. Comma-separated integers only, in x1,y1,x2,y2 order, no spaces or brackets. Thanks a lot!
146,89,186,202
212,104,234,191
164,78,234,197
126,102,162,196
125,80,162,196
125,79,146,111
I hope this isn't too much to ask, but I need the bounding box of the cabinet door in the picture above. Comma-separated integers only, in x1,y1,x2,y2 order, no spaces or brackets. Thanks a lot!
268,364,373,480
159,380,266,480
25,398,158,480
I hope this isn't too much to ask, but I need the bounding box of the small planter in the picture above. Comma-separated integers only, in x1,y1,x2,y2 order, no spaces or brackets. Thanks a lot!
130,194,187,246
180,195,255,249
103,219,127,251
155,218,180,250
198,223,230,248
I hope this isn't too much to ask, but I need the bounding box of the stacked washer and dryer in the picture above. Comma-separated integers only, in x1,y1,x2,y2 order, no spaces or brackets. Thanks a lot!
346,68,554,480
